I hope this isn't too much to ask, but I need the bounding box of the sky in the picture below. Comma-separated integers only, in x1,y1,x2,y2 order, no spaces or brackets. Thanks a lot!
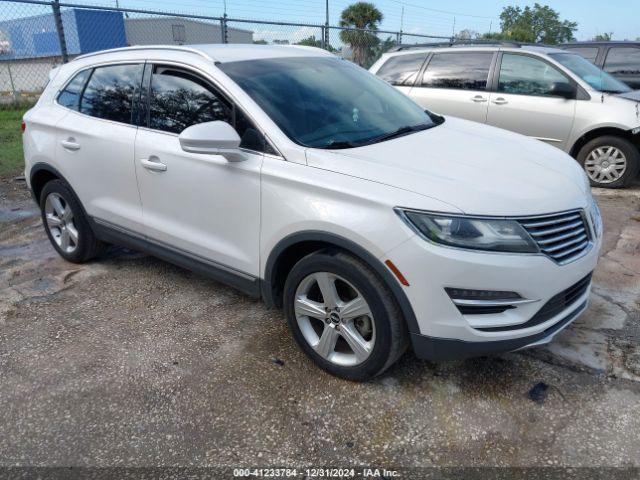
5,0,639,41
92,0,640,40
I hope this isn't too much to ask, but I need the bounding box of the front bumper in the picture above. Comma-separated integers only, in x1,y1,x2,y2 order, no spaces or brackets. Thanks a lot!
384,229,601,361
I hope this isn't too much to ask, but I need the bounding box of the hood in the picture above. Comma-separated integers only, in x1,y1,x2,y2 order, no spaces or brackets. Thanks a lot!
305,117,589,216
617,90,640,102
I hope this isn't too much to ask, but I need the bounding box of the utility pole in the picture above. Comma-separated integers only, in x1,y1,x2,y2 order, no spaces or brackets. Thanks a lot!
452,16,456,39
323,0,329,50
397,6,403,45
489,20,492,35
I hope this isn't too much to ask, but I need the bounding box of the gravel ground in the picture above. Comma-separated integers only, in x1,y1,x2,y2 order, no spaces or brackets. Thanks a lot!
1,175,639,473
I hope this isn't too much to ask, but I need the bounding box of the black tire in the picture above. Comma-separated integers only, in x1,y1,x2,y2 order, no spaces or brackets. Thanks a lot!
283,249,409,381
577,135,640,188
39,179,106,263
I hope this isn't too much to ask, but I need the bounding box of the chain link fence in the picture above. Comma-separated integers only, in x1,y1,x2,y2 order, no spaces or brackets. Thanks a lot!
0,0,451,104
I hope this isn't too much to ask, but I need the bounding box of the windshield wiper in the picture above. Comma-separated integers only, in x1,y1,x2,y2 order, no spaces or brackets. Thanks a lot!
324,140,357,149
359,123,433,146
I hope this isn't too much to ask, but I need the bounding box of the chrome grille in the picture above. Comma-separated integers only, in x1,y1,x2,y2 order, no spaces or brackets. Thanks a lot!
518,210,591,264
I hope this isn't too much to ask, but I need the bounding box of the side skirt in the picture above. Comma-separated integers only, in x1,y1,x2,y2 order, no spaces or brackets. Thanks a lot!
89,218,261,298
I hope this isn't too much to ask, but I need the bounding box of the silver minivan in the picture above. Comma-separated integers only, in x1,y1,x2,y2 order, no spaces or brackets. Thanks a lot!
371,42,640,188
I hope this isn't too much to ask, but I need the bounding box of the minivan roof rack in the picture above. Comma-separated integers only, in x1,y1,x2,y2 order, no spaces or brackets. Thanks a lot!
390,40,525,52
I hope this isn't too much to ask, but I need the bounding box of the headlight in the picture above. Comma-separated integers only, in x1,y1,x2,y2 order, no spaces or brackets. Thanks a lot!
397,209,538,253
589,198,603,238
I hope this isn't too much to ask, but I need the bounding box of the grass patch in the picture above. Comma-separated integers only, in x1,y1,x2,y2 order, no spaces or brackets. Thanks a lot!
0,106,29,177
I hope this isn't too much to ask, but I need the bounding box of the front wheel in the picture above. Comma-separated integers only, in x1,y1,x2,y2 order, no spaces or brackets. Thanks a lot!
283,250,408,381
577,136,640,188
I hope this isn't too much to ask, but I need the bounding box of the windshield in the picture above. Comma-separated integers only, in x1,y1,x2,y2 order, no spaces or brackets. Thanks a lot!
549,52,631,93
219,56,436,149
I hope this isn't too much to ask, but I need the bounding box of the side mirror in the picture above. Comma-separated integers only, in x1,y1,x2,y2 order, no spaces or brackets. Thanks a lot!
550,82,576,100
179,121,247,162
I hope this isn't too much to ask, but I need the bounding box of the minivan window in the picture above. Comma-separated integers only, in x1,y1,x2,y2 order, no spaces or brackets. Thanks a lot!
79,64,143,124
604,47,640,76
565,47,599,63
219,56,436,149
498,54,569,96
377,53,426,86
148,66,272,153
421,53,492,91
57,69,90,110
550,52,631,93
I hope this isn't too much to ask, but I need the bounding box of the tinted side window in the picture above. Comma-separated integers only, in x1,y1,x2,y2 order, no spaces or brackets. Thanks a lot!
80,64,143,124
498,54,569,96
149,66,232,134
565,47,599,63
604,47,640,75
421,53,492,90
149,66,272,153
57,69,90,110
376,54,426,86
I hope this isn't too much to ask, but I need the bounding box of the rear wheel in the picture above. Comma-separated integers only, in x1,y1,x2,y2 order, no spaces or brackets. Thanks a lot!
40,180,105,263
577,136,640,188
283,250,408,381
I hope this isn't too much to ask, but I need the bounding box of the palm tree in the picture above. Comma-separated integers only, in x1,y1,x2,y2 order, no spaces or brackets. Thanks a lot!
339,2,383,67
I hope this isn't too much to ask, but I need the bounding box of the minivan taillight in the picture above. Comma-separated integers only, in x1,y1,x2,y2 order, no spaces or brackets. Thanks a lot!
21,121,26,133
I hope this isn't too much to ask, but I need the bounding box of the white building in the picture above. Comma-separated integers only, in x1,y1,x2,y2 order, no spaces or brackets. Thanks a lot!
124,17,253,46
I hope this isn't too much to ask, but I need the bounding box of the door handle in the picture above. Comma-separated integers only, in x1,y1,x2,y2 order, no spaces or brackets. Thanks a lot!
140,156,167,172
471,95,487,103
492,97,509,105
61,139,81,151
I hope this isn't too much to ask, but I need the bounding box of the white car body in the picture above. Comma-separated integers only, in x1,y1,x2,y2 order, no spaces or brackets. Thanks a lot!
23,45,602,370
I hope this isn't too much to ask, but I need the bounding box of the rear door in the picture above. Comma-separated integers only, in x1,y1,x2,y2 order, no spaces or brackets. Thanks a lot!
55,63,145,233
603,46,640,90
408,51,495,123
486,53,576,150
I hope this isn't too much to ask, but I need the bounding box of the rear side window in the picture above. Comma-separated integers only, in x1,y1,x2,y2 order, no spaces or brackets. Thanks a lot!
80,64,144,124
376,53,426,86
565,47,599,63
149,66,233,134
57,70,90,110
604,47,640,75
421,53,492,90
498,54,569,96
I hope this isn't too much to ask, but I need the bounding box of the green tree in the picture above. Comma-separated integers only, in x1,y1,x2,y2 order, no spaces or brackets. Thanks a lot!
296,35,336,52
482,3,577,44
593,32,613,41
253,39,268,44
339,2,383,67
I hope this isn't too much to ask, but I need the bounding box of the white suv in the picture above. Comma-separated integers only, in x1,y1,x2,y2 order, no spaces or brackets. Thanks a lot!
371,43,640,188
23,45,602,380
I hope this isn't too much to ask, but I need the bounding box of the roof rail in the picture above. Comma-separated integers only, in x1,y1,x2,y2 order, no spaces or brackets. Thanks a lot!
390,40,524,52
74,45,214,62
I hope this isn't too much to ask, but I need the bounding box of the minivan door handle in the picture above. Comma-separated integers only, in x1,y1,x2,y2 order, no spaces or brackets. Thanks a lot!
471,95,487,103
492,97,509,105
140,156,167,172
60,139,81,151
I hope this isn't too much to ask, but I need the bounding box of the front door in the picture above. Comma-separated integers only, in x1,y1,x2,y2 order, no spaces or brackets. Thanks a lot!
134,64,265,277
486,53,576,150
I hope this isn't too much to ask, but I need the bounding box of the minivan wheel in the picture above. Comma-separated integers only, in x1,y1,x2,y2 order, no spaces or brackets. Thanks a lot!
283,250,408,381
40,180,105,263
577,136,640,188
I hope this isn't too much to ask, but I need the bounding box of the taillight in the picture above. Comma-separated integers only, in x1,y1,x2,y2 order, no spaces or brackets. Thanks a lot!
21,121,26,133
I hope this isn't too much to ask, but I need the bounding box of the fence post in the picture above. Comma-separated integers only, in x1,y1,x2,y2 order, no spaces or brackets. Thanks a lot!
6,63,18,102
52,0,69,63
396,30,402,45
220,14,228,44
321,25,326,50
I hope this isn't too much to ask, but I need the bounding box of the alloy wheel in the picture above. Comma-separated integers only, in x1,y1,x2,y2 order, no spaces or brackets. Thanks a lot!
44,192,79,254
294,272,375,367
584,146,627,184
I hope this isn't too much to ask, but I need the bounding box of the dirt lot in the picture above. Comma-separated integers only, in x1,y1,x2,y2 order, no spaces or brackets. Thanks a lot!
1,176,639,472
